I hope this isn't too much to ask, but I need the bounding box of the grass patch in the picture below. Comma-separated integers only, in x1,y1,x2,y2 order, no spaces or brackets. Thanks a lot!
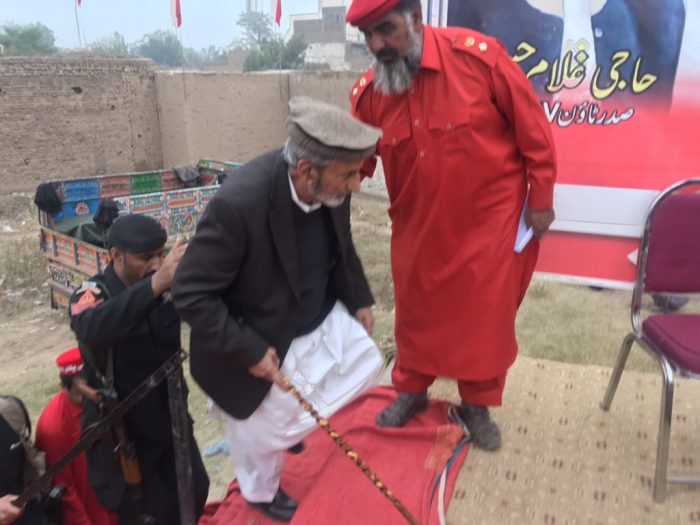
0,235,49,316
0,193,48,315
3,192,697,500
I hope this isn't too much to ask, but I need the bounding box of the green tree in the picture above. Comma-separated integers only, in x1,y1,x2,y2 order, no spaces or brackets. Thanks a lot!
88,32,130,56
281,34,308,70
181,45,228,68
132,30,182,67
243,34,308,71
236,11,274,49
0,22,57,55
182,47,204,68
237,13,307,72
194,45,227,64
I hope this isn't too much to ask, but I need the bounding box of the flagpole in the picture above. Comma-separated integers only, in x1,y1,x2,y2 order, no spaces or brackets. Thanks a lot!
278,25,282,72
276,0,282,70
74,1,83,48
170,0,187,99
178,27,188,100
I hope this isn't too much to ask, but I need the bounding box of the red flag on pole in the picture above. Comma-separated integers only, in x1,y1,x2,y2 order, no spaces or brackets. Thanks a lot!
171,0,182,28
77,0,81,6
275,0,282,26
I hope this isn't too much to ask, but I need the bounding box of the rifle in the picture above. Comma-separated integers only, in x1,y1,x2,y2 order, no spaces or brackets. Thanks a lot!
12,351,186,516
167,366,196,525
75,382,153,524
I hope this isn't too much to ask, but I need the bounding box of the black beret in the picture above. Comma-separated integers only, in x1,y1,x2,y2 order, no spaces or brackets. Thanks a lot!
107,214,167,253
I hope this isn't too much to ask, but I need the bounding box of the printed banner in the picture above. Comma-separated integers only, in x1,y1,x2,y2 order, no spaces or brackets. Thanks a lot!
433,0,699,287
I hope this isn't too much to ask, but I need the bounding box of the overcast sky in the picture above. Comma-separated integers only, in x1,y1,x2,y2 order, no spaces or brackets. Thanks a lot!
1,0,321,50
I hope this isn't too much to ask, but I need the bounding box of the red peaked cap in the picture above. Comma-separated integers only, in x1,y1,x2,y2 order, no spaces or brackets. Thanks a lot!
346,0,403,28
56,347,83,377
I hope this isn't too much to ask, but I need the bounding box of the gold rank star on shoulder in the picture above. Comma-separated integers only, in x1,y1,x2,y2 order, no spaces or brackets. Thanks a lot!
464,36,488,53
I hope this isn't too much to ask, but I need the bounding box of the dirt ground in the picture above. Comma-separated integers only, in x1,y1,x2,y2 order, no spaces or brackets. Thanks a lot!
1,191,697,504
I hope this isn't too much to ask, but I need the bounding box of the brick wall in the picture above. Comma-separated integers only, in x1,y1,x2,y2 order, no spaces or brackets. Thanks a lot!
157,70,360,168
156,70,388,199
0,57,162,193
0,59,389,198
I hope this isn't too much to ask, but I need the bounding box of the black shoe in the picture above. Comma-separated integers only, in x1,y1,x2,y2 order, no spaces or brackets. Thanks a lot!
457,403,501,451
376,391,429,428
287,441,305,455
251,489,297,522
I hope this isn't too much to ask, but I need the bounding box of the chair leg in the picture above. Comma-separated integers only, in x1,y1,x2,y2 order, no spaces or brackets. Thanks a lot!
601,333,635,411
653,359,675,503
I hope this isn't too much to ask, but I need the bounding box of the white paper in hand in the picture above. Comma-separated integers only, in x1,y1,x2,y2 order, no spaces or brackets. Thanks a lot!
514,201,534,253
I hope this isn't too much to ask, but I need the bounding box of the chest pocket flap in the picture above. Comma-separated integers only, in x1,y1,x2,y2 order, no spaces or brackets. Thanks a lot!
379,119,412,147
428,109,471,132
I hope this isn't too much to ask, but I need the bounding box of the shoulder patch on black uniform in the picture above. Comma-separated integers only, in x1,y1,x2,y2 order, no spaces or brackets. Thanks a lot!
451,32,500,68
76,280,103,296
350,69,375,113
69,279,107,316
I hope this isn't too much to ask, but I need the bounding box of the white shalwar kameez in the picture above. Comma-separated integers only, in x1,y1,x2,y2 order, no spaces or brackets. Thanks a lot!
220,300,383,503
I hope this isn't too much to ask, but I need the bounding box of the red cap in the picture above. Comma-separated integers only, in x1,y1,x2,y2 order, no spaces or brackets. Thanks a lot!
346,0,403,28
56,347,83,377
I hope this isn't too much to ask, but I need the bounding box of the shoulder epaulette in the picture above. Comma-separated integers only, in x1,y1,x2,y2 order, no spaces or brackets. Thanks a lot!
350,69,374,112
450,31,500,68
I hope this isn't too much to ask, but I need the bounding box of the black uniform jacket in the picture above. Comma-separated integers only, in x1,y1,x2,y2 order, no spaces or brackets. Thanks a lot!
69,265,181,444
172,149,374,419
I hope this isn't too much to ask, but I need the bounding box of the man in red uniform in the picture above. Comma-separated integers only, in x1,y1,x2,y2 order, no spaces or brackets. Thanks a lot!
35,348,115,525
347,0,557,450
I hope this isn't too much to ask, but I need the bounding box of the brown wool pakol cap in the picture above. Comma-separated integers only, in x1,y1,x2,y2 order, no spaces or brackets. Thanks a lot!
286,96,382,162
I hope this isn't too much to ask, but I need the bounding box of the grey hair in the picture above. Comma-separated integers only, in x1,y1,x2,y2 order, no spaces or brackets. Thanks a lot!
282,138,335,171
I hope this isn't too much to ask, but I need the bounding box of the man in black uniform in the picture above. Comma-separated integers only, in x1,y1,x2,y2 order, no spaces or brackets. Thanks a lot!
68,214,209,525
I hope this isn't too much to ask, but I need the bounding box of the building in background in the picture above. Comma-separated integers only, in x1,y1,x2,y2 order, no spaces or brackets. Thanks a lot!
290,0,429,70
245,1,430,71
289,1,364,70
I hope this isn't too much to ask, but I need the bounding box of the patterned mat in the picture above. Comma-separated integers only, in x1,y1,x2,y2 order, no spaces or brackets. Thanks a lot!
424,356,700,524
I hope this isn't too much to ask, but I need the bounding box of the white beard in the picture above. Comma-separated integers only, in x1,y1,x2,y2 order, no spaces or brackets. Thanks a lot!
373,16,423,95
319,194,346,208
312,181,347,208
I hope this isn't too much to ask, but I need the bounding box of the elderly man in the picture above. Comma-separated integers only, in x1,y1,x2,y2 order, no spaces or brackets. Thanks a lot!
68,214,209,525
35,348,115,525
173,97,384,522
347,0,557,450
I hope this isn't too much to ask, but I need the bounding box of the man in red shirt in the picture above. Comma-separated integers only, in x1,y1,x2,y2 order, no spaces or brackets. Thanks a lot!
35,349,115,525
347,0,557,450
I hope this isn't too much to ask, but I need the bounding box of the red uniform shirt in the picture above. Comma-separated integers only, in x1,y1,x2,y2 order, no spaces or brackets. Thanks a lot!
35,390,116,525
352,25,557,380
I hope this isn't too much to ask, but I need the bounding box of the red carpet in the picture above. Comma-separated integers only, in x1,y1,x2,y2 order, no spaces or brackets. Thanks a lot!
199,387,470,525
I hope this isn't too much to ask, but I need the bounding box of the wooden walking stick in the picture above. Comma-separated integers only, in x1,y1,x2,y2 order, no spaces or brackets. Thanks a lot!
274,374,421,525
